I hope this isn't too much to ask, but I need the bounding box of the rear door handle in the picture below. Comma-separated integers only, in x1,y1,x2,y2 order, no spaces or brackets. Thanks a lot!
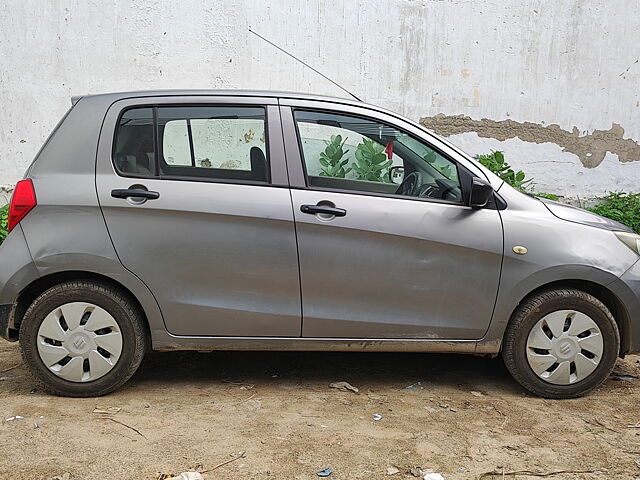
300,204,347,217
111,188,160,200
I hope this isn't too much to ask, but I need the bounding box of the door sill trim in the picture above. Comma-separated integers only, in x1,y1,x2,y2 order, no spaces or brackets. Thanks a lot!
152,331,479,353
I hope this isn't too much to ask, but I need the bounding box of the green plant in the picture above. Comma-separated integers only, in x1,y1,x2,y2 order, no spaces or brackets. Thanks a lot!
533,192,559,201
352,138,392,182
476,150,532,190
588,192,640,234
319,134,351,178
423,150,454,179
474,150,640,233
0,204,8,245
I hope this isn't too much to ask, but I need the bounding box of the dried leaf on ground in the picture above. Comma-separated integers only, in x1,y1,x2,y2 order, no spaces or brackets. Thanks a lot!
329,381,359,393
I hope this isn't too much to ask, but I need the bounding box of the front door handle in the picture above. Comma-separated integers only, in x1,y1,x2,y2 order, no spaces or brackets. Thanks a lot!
300,204,347,217
111,188,160,200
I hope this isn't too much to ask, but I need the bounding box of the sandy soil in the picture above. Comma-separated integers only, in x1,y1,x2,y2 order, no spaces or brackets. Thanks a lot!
0,340,639,480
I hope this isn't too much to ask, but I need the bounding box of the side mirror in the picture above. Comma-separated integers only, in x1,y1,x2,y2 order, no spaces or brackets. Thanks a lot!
389,166,405,184
469,177,494,208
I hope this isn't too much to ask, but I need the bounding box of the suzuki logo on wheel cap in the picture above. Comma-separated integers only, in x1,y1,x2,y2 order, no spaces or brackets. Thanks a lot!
559,342,572,355
73,337,86,349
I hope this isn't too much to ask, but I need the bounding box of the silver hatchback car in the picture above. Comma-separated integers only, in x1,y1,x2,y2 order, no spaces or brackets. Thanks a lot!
1,90,639,398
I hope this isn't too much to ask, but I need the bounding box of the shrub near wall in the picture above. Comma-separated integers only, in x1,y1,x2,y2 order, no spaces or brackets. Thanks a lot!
588,193,640,234
476,151,639,233
0,204,7,244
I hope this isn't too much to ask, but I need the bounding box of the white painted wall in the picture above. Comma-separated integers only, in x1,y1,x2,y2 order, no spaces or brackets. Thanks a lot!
0,0,638,198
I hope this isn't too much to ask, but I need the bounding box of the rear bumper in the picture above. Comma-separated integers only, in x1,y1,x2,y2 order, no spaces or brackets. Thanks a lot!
0,226,39,340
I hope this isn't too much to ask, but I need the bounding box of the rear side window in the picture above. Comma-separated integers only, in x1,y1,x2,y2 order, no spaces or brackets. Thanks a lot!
112,105,269,183
114,108,156,176
158,106,268,182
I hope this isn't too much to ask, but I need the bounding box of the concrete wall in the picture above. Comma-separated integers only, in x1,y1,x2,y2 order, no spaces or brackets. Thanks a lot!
0,0,638,200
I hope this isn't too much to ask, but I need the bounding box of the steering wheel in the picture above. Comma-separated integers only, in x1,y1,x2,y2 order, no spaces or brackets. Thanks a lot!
396,171,423,196
435,178,457,200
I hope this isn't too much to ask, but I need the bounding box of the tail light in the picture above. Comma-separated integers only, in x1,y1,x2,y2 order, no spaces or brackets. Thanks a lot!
8,179,37,232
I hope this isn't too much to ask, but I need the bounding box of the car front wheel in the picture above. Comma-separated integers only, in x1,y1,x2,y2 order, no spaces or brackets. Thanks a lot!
502,288,620,399
19,280,147,397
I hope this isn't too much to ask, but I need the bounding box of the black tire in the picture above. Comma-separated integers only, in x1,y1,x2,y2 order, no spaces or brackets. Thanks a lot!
502,288,619,399
19,280,147,397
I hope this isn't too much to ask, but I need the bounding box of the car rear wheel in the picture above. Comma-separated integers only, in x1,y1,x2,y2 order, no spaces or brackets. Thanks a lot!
19,280,147,397
502,288,619,399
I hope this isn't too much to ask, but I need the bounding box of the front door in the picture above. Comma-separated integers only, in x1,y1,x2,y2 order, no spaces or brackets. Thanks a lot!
284,106,503,339
96,98,301,337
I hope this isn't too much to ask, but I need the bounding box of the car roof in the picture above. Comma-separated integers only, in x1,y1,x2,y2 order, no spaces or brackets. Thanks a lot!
71,89,362,107
71,89,413,136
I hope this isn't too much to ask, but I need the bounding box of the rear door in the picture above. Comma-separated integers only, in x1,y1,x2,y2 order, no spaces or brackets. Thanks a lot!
96,96,301,337
280,100,503,339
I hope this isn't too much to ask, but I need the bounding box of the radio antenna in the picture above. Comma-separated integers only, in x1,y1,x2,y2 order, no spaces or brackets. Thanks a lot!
248,27,363,102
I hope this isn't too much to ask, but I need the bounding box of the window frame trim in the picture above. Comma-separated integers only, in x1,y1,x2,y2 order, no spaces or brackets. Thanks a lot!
185,118,196,167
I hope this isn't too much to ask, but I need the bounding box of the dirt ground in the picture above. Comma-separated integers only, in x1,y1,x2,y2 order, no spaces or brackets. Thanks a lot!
1,340,639,480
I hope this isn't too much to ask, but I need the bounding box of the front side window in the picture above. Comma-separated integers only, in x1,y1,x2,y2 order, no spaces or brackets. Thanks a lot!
294,110,462,202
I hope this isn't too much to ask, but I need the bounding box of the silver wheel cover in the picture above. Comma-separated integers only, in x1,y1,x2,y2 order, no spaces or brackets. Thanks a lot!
36,302,123,382
526,309,603,385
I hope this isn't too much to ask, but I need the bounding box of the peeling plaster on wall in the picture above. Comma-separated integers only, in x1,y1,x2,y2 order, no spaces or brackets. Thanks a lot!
420,114,640,169
446,132,640,198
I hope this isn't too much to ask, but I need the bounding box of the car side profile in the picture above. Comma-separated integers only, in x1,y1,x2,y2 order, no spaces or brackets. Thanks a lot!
0,90,638,399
